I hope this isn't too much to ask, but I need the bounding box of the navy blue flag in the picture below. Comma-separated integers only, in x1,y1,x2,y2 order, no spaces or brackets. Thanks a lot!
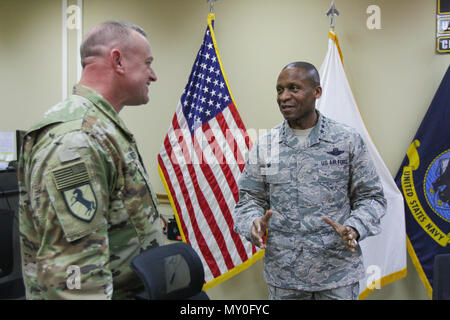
394,66,450,297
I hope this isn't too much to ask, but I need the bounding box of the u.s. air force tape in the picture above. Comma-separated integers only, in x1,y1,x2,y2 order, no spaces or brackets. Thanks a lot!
52,161,97,223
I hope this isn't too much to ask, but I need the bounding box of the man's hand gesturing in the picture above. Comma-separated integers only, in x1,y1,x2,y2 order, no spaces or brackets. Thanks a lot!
251,210,273,249
322,216,360,253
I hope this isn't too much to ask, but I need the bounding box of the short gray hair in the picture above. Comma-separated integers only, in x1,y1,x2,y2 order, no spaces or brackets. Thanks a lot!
80,20,147,68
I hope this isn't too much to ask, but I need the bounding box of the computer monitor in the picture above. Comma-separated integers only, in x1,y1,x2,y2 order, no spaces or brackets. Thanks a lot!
0,130,26,171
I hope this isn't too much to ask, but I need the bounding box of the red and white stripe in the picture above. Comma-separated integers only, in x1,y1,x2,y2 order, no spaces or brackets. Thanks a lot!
158,100,257,283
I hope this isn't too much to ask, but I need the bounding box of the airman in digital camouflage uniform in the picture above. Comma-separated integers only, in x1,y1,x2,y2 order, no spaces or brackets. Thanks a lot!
233,62,386,300
18,21,163,299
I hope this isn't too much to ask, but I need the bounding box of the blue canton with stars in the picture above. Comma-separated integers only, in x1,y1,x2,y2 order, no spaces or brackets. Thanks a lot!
181,23,232,134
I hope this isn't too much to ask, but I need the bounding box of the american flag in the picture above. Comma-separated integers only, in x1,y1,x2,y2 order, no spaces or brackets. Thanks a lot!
157,14,262,289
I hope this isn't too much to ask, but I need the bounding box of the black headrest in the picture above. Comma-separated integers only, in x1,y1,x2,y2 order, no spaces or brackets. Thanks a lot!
130,242,205,300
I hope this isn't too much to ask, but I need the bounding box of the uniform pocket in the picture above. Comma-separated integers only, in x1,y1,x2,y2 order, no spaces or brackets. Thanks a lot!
135,165,159,216
266,169,291,185
122,150,161,247
315,161,349,206
265,169,291,214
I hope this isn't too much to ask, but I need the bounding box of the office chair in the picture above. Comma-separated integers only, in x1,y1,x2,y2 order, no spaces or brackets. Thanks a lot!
432,253,450,300
131,242,209,300
0,169,26,299
0,209,14,278
0,209,25,299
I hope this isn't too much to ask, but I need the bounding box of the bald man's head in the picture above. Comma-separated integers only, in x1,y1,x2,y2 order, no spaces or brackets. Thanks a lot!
80,20,147,68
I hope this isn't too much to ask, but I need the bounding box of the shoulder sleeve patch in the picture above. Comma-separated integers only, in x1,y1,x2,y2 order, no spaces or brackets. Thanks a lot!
52,161,90,190
47,160,106,241
52,161,98,223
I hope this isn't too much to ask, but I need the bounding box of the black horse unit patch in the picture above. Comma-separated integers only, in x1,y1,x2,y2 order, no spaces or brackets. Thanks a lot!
52,161,98,222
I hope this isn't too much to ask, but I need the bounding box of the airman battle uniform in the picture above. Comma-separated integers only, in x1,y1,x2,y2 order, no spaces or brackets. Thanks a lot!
233,111,386,297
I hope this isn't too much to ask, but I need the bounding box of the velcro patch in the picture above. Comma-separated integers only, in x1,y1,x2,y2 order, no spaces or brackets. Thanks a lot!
52,161,90,190
52,161,97,222
62,184,97,222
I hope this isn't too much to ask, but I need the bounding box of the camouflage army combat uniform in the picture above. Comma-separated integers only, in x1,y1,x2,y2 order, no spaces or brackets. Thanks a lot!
18,85,163,299
233,111,386,292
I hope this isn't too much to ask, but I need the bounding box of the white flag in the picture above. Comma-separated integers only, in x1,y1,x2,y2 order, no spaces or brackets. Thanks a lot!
316,30,407,299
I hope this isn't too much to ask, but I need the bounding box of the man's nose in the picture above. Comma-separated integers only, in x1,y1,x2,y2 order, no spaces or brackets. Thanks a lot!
149,68,157,82
278,89,290,101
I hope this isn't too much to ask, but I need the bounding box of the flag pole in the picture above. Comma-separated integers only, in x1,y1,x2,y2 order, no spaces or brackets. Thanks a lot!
326,1,343,64
326,0,339,31
207,0,218,14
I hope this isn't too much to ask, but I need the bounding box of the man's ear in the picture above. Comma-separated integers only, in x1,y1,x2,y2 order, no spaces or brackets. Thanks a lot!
111,49,125,75
314,86,323,99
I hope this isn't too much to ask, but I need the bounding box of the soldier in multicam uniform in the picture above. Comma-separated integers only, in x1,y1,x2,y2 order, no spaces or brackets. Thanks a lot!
18,21,164,299
233,62,386,300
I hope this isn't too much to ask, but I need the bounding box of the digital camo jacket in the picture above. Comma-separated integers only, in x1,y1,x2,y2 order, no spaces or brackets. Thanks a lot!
18,85,163,299
233,111,386,291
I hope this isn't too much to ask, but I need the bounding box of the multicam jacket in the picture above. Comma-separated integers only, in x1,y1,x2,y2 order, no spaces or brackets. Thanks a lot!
233,111,386,291
18,85,163,299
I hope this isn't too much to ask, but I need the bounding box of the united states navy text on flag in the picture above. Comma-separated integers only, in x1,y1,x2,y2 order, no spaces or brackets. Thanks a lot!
394,66,450,298
157,14,263,290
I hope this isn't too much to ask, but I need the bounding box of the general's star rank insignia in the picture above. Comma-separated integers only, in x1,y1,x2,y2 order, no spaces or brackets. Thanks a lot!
52,161,97,222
